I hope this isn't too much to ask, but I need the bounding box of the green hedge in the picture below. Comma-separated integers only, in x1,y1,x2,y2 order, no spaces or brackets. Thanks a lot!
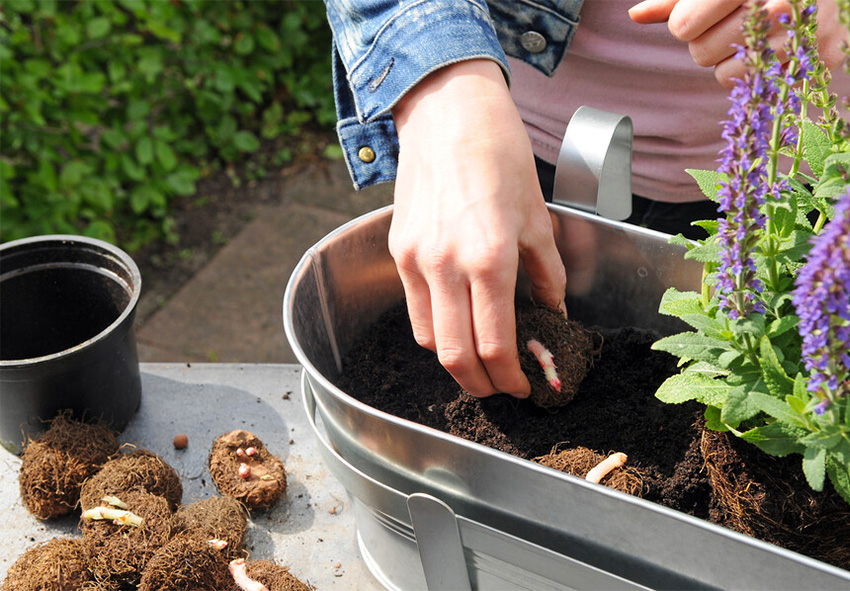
0,0,335,250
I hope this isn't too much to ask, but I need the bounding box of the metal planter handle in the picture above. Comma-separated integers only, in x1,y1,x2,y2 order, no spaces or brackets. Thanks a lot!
553,106,634,221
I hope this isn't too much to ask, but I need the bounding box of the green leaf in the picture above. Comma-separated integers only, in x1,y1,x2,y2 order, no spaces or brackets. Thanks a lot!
680,313,725,339
740,422,806,456
827,458,850,505
165,167,199,196
232,130,260,152
652,332,730,364
721,384,763,427
121,153,146,182
136,137,154,166
654,372,728,405
684,240,721,263
59,161,91,188
704,405,728,431
86,17,112,39
799,427,843,450
749,392,807,428
658,288,703,317
801,120,831,178
802,446,826,491
255,25,280,52
767,315,799,339
234,32,255,55
686,169,726,201
155,140,178,171
758,335,794,398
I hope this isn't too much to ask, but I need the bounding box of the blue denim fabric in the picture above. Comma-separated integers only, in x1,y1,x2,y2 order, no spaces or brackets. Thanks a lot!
326,0,585,189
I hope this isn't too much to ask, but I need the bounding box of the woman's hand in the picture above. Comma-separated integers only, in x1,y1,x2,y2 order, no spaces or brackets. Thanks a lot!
629,0,847,87
390,59,567,397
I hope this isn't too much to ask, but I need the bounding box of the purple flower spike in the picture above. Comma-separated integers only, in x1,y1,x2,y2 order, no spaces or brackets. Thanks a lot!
793,189,850,406
715,4,779,319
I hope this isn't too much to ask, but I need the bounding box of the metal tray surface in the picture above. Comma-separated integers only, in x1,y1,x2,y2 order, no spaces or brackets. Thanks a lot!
283,204,850,590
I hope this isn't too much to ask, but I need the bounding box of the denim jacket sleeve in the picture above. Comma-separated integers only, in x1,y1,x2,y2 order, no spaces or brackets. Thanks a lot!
325,0,585,190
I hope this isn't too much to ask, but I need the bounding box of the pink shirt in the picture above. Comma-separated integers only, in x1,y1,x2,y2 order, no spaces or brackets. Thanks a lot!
509,1,850,203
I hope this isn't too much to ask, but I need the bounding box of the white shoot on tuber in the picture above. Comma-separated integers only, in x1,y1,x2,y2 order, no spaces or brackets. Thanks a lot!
230,558,269,591
102,495,128,509
238,462,251,479
209,538,228,550
526,339,561,392
82,506,144,527
585,452,628,484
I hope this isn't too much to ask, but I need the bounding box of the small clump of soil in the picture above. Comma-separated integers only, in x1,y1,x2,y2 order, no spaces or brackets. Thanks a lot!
516,303,599,408
18,412,118,519
244,560,316,591
80,488,174,587
79,448,183,512
137,534,235,591
2,537,93,591
533,445,643,496
209,429,287,510
173,494,248,559
701,427,850,569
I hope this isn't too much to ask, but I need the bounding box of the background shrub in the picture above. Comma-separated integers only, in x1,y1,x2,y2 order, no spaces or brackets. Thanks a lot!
0,0,335,250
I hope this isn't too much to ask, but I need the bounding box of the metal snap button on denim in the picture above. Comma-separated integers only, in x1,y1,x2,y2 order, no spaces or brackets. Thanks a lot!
520,31,547,53
358,146,376,163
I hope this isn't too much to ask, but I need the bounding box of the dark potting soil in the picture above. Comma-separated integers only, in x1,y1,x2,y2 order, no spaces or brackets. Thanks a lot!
336,301,850,570
336,301,713,518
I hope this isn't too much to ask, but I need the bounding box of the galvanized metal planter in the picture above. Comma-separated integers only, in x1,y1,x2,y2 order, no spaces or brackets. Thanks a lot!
283,109,850,590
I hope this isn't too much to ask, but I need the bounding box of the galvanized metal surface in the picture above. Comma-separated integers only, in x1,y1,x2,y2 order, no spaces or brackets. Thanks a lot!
0,363,382,590
284,203,850,590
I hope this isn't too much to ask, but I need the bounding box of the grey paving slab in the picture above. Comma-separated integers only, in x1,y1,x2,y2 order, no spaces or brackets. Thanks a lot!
0,363,384,590
136,160,393,364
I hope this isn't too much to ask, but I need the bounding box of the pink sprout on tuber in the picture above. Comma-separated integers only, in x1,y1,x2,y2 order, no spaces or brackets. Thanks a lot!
236,448,245,457
245,446,257,456
230,558,269,591
585,452,628,484
209,538,228,550
526,339,561,392
238,463,251,479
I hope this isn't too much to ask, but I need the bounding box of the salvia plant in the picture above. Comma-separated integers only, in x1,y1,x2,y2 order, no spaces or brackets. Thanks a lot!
652,0,850,504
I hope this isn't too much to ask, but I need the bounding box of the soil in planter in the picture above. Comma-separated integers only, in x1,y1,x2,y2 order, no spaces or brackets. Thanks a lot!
18,411,119,519
2,537,93,591
209,429,287,511
702,427,850,569
337,301,712,517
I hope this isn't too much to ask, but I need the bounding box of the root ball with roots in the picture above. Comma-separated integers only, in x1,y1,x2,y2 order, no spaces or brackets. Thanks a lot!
18,412,118,519
174,494,248,560
80,489,174,587
3,537,93,591
137,534,235,591
243,560,316,591
209,430,287,511
516,304,598,409
533,445,643,496
79,449,182,512
701,427,850,569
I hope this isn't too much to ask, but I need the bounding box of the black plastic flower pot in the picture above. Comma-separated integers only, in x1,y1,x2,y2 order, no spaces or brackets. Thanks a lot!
0,235,142,454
